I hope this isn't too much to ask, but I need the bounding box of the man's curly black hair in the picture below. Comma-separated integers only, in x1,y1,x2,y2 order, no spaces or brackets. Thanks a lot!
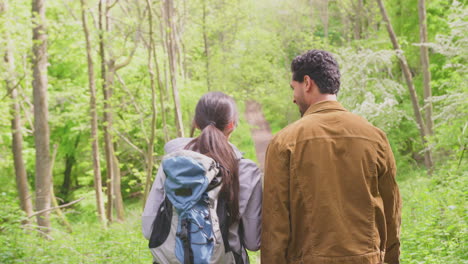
291,50,341,94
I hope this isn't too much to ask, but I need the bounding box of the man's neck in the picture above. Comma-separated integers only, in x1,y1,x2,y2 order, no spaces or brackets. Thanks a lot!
309,94,337,106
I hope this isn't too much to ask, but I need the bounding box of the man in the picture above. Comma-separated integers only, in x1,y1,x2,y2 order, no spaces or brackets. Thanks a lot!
261,50,401,264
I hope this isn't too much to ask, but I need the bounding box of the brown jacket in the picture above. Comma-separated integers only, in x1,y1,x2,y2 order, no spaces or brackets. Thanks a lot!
261,101,401,264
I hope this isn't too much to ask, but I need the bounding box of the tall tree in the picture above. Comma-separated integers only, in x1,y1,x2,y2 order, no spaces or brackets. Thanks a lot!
317,0,330,39
99,0,140,222
377,0,433,170
98,0,114,223
163,0,184,137
1,0,34,221
32,0,52,231
418,0,434,136
80,0,106,226
202,0,211,90
143,0,159,204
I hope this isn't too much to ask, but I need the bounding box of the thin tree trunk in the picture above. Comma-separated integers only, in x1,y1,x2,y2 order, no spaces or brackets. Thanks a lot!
98,0,114,223
202,0,211,91
49,145,72,233
157,7,171,99
61,153,74,197
155,50,169,143
355,0,364,39
2,0,34,221
143,0,158,204
418,0,434,136
164,0,184,137
80,0,106,227
156,5,171,140
50,184,72,232
377,0,433,170
106,62,124,222
317,0,330,40
100,0,141,222
61,135,80,198
112,154,124,221
32,0,52,232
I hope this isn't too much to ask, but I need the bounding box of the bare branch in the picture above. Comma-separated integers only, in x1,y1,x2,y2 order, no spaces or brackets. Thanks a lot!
115,33,139,71
2,75,26,101
29,197,85,218
113,128,145,155
108,0,119,10
115,72,149,142
61,0,78,20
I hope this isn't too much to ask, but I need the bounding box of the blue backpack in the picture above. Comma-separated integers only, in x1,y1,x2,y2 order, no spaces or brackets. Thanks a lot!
148,150,239,264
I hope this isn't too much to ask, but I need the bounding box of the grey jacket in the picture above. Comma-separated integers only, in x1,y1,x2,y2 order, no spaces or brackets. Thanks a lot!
142,138,262,263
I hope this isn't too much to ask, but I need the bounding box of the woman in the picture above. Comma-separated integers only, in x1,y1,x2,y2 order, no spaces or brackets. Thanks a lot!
142,92,262,264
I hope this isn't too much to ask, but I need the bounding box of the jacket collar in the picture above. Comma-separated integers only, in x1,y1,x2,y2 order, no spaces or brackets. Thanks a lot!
303,100,347,116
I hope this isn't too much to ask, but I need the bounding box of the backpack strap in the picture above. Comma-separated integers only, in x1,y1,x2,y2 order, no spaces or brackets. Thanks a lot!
217,196,245,264
235,220,247,264
178,218,194,264
216,196,231,253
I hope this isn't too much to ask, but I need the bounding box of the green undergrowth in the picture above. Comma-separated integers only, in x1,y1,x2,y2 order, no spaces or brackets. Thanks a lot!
1,162,466,263
398,161,467,263
0,200,152,264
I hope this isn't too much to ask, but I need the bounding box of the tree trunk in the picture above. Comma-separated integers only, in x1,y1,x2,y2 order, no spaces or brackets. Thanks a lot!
156,5,170,141
376,0,433,170
418,0,434,136
164,0,184,137
61,135,80,198
202,0,211,91
143,0,159,204
356,0,364,39
319,0,330,40
112,154,124,221
98,0,114,223
32,0,52,232
155,43,169,143
106,62,126,222
80,0,106,226
157,9,171,100
100,0,141,222
61,153,74,197
2,0,34,221
49,145,72,233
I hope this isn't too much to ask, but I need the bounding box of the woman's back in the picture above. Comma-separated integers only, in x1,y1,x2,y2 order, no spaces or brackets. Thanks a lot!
142,137,262,263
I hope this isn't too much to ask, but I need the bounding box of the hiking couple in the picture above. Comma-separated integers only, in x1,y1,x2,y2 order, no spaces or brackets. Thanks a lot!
142,50,402,264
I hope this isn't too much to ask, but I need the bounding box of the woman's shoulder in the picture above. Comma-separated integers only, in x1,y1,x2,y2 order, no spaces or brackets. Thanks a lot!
238,157,262,184
164,137,193,154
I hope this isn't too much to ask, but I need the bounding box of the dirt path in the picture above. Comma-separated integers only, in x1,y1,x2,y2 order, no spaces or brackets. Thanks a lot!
244,100,273,170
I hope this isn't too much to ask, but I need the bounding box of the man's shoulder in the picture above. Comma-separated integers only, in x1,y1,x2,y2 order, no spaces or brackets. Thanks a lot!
270,119,303,148
343,111,390,143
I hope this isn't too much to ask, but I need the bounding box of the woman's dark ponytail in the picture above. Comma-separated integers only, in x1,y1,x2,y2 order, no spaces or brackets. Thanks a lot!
185,92,240,220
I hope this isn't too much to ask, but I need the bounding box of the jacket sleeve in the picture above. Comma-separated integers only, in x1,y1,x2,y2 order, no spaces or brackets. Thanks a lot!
379,138,402,264
142,166,166,240
261,139,290,264
238,159,263,251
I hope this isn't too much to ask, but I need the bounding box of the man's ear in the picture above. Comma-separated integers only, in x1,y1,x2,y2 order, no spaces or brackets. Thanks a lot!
304,75,319,94
303,75,313,92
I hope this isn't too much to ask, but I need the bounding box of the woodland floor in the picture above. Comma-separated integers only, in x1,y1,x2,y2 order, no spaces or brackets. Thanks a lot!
244,100,273,169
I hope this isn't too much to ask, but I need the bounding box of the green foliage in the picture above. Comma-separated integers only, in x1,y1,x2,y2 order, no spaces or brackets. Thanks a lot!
0,200,152,264
0,193,28,263
0,0,467,262
399,161,467,263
